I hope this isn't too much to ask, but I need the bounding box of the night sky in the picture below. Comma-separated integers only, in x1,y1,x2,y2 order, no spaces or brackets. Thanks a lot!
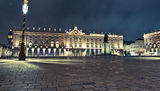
1,0,160,44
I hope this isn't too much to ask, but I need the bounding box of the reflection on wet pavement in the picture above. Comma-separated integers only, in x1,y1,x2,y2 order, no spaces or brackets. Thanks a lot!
0,56,160,91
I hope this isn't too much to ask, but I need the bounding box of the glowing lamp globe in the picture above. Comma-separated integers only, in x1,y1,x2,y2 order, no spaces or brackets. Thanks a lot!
24,0,28,4
23,4,28,15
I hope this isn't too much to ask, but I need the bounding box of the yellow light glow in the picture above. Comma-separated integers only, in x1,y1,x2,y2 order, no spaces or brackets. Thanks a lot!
8,35,13,39
24,0,28,4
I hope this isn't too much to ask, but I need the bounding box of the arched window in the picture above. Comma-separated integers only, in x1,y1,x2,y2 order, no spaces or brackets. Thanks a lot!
29,41,32,48
51,41,54,47
61,42,64,48
56,41,59,48
34,40,38,46
40,41,43,47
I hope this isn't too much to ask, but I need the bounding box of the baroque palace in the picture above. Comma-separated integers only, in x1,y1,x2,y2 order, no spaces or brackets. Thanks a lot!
144,31,160,56
8,26,124,57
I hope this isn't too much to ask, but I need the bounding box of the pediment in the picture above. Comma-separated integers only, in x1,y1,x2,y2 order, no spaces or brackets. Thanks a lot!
67,26,85,35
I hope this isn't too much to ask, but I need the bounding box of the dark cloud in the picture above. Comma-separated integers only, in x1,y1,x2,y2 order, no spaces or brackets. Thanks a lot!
0,0,160,43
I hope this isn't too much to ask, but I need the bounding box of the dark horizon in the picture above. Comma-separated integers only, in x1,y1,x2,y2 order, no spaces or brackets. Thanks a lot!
1,0,160,44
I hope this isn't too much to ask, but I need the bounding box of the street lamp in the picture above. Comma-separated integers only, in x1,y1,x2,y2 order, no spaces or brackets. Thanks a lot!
19,0,29,61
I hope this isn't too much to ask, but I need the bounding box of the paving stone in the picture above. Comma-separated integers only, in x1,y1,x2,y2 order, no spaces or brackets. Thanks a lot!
94,87,107,91
141,89,152,91
82,89,94,91
70,84,83,89
13,90,27,91
70,89,81,91
107,89,119,91
83,82,95,85
0,57,160,91
27,88,41,91
57,86,70,90
42,87,57,91
83,85,94,89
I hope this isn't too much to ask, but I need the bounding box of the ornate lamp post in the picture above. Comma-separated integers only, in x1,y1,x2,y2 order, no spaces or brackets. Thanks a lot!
19,0,29,60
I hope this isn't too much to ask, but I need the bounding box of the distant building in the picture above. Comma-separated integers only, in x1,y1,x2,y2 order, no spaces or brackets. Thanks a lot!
124,39,145,56
144,31,160,56
108,34,124,56
135,38,145,56
124,42,137,56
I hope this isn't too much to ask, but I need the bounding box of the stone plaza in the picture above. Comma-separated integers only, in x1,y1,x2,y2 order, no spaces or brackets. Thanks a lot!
0,56,160,91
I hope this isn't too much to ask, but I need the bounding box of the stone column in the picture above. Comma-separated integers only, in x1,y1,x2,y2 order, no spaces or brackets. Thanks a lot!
54,48,56,56
37,48,40,56
98,49,100,55
94,49,96,56
89,49,91,56
43,48,46,56
59,48,61,56
85,49,88,56
32,48,34,56
26,48,29,57
48,48,51,56
64,48,66,56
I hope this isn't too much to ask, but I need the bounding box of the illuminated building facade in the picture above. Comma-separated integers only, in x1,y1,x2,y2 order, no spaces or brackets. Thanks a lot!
0,45,2,57
9,26,109,57
135,38,145,56
144,31,160,56
124,39,145,56
108,34,124,56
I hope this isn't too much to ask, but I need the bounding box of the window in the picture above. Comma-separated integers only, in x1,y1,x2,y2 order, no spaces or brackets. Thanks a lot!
87,43,89,48
61,42,64,48
99,39,101,42
79,43,82,48
87,39,89,42
75,38,78,47
46,40,49,44
111,40,114,48
100,44,102,48
75,42,77,48
79,39,82,42
91,39,93,43
79,39,82,48
29,42,32,48
95,43,97,48
91,43,93,48
56,41,59,48
150,49,152,52
70,43,72,47
95,39,97,43
51,41,54,47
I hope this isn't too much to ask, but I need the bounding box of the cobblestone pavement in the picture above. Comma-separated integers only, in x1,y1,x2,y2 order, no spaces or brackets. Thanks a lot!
0,56,160,91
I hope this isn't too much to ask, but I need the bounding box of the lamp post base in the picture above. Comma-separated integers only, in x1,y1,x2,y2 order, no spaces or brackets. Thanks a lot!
19,43,26,61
